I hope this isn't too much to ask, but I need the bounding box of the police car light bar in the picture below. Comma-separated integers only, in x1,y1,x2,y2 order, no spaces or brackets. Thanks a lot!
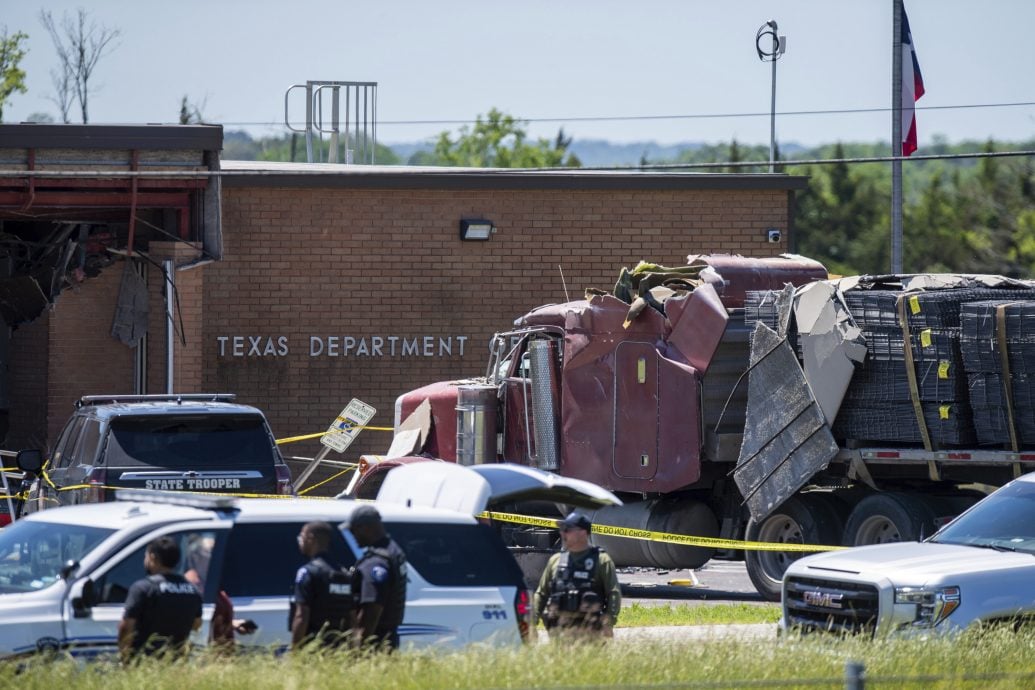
115,489,239,511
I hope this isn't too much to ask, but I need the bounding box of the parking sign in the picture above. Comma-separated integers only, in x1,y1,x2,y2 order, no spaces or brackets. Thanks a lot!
320,399,376,453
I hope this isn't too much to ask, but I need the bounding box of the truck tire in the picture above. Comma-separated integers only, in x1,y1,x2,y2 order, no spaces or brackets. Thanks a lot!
842,492,937,545
744,494,844,602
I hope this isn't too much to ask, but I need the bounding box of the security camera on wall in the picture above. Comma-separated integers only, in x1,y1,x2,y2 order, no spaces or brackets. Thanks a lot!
767,229,782,243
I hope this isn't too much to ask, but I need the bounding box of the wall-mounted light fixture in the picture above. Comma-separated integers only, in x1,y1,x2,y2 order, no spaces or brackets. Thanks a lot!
459,218,495,241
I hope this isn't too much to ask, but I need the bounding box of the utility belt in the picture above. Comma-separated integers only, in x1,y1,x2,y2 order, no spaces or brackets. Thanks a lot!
548,588,604,614
544,588,606,630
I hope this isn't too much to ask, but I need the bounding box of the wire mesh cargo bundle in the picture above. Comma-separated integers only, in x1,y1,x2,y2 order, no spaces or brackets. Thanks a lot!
845,358,968,403
960,339,1035,375
967,373,1035,446
862,326,961,363
961,300,1035,342
833,401,976,446
960,300,1035,374
842,288,1035,330
842,289,974,329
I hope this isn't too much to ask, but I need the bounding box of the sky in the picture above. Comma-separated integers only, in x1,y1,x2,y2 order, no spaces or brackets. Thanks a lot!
3,0,1034,149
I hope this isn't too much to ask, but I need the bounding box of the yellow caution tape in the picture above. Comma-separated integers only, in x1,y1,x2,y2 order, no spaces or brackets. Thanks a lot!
276,427,394,445
10,470,843,553
297,465,358,496
480,511,845,553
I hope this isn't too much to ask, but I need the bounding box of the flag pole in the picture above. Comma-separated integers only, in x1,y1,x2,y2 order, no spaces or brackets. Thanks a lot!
891,0,904,273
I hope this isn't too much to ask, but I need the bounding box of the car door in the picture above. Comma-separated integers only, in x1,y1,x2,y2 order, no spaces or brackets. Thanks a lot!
63,523,229,659
34,417,84,510
63,419,104,505
219,521,356,651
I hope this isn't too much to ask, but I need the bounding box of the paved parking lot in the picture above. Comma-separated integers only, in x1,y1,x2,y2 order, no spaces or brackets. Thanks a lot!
620,560,765,605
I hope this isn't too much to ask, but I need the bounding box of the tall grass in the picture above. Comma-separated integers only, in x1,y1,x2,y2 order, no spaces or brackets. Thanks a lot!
8,627,1035,689
616,602,780,627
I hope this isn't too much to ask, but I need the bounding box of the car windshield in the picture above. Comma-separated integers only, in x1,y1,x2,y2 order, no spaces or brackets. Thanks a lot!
930,480,1035,554
0,520,114,593
106,414,277,468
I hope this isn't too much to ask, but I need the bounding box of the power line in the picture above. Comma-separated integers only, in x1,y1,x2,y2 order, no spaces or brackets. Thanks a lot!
589,148,1035,172
213,100,1035,129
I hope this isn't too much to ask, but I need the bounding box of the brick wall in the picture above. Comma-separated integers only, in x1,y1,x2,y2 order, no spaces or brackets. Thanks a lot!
207,185,792,466
44,269,136,446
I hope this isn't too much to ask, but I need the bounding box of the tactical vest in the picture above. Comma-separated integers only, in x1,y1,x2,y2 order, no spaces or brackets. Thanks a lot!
303,557,354,636
356,542,407,632
548,547,604,614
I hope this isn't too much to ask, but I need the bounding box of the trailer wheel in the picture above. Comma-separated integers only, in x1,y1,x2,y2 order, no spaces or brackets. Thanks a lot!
744,494,844,602
842,493,937,545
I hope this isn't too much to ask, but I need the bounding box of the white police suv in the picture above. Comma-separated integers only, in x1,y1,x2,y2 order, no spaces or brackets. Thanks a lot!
0,464,619,659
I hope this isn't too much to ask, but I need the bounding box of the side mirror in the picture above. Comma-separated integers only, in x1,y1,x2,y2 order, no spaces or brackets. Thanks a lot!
71,578,98,617
16,449,43,474
60,560,80,580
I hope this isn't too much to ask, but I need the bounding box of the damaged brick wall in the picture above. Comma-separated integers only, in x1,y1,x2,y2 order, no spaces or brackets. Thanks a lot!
208,184,793,476
36,268,135,447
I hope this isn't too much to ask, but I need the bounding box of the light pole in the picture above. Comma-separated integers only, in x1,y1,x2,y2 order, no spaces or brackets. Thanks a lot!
756,20,786,173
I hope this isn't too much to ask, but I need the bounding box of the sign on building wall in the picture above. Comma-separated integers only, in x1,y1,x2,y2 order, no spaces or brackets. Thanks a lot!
215,335,470,358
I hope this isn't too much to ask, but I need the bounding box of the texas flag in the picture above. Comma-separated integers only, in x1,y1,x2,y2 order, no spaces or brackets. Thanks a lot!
901,5,925,156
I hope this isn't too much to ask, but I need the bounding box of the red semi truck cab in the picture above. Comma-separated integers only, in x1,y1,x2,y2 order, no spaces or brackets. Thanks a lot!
388,254,828,496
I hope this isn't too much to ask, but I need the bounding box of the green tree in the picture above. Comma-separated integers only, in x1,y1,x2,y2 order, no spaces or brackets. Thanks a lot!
429,109,580,168
0,27,28,123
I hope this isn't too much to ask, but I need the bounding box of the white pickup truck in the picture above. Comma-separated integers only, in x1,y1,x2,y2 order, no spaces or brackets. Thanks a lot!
781,474,1035,635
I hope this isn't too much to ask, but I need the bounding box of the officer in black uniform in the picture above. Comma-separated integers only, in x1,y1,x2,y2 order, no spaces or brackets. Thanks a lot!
291,521,355,649
534,512,621,639
118,536,203,661
347,504,407,651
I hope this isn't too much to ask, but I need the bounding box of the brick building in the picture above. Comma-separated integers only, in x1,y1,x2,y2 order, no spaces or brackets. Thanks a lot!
0,125,806,481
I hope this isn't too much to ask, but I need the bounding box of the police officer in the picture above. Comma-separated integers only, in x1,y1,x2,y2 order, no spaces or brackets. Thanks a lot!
118,536,203,661
291,521,354,649
534,512,621,639
347,504,407,651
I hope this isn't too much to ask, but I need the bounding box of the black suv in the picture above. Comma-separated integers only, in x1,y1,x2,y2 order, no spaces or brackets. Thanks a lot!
17,394,292,512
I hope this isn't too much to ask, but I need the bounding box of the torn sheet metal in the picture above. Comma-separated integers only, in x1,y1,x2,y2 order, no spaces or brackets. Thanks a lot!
666,282,728,375
733,322,840,521
111,262,149,347
386,398,432,458
794,282,867,425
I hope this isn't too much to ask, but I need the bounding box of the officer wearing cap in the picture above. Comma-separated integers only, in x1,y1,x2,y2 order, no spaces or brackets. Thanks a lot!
347,504,408,650
290,521,354,649
534,511,621,639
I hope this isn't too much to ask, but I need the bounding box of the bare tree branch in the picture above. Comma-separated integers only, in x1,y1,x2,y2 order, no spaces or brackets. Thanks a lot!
39,8,120,124
48,66,74,123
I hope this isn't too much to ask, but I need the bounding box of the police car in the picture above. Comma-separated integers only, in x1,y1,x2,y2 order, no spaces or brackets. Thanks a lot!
0,464,619,659
15,394,293,513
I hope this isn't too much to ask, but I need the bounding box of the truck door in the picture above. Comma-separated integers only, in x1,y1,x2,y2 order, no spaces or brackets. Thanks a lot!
613,342,659,480
64,524,228,659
